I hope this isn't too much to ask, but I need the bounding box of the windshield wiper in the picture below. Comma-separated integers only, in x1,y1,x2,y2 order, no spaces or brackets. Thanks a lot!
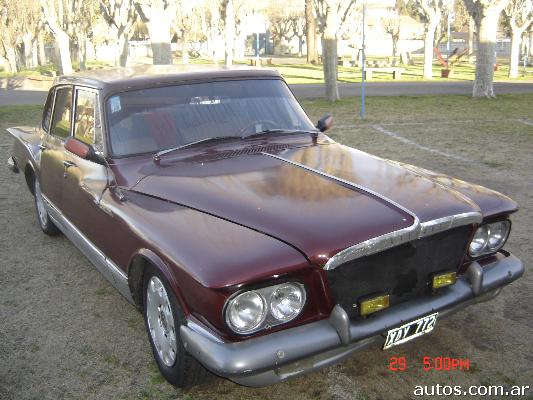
244,129,319,140
153,136,242,163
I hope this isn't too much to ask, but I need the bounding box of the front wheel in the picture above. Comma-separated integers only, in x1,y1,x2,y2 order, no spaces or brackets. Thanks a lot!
34,179,59,236
143,267,212,388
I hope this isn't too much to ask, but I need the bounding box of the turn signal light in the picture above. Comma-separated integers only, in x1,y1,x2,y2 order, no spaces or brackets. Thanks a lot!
359,294,390,316
432,271,457,289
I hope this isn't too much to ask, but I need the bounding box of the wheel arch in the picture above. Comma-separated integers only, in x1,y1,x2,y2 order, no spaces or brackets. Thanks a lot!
127,248,190,315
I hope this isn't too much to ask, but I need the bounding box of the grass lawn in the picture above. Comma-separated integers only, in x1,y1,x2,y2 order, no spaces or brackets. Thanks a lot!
3,57,533,84
274,61,533,84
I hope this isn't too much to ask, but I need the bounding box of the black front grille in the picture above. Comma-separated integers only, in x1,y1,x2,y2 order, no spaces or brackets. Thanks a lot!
326,226,472,320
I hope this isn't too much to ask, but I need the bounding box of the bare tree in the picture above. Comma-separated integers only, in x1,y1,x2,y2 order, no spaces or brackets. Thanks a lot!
290,13,306,56
269,10,294,54
234,0,260,60
463,0,510,97
0,1,21,73
171,1,195,64
99,0,137,67
220,0,235,66
305,0,318,62
196,0,222,63
41,0,73,74
504,0,533,78
134,0,177,65
382,5,401,58
408,0,444,79
314,0,358,102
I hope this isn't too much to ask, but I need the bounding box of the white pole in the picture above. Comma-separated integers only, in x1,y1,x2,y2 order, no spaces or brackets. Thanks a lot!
360,1,366,120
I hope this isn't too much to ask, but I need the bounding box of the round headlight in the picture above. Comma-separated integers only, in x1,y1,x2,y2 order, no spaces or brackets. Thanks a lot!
469,225,489,256
226,291,266,333
270,284,305,322
487,221,510,250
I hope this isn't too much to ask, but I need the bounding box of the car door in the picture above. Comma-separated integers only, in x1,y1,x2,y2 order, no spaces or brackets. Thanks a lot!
40,85,73,209
61,87,110,243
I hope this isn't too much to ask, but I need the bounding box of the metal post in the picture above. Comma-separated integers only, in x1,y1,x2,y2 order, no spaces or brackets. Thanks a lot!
360,2,366,120
256,32,260,64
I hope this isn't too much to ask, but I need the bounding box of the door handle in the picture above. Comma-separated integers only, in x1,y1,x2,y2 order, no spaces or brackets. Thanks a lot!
63,160,77,169
38,144,48,151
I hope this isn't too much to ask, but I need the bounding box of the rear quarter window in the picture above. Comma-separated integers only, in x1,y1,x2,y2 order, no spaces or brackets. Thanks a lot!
41,89,55,132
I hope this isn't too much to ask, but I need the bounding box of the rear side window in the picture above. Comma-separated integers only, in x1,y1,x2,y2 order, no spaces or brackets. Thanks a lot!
41,89,55,132
50,87,73,139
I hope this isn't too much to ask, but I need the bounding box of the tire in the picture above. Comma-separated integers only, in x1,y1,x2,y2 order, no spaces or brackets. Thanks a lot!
142,266,213,388
34,179,60,236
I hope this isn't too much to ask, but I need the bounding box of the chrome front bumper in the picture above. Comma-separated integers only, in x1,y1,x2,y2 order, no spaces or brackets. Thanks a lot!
180,253,524,387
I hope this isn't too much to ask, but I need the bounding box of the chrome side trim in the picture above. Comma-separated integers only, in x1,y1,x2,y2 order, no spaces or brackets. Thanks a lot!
42,194,134,304
186,320,225,344
262,152,482,270
419,212,482,237
324,222,422,270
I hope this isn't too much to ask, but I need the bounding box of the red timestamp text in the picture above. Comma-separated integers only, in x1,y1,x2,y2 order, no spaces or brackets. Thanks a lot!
389,356,470,372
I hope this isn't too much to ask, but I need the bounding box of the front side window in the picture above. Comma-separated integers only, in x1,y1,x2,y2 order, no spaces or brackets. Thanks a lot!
106,79,315,157
74,89,103,151
50,87,73,139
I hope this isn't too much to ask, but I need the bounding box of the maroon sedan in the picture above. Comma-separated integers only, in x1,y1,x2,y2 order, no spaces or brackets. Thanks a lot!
7,66,523,388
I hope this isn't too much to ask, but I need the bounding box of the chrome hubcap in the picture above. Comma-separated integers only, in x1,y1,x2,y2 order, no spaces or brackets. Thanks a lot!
146,276,177,367
35,181,48,227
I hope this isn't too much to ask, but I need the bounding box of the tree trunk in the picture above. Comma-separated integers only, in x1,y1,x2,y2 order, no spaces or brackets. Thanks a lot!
32,39,39,68
322,11,339,102
38,33,46,66
56,30,72,75
508,28,522,78
305,0,317,63
468,17,475,62
77,34,87,71
529,29,533,60
298,36,303,57
5,45,18,73
23,35,33,69
423,23,436,79
181,30,190,64
473,11,499,97
117,31,129,67
224,0,234,67
392,33,399,58
147,9,172,65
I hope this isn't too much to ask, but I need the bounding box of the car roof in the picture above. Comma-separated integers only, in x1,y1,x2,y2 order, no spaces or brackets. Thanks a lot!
54,65,282,96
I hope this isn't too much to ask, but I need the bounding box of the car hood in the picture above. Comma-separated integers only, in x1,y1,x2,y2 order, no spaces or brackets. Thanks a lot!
129,142,517,266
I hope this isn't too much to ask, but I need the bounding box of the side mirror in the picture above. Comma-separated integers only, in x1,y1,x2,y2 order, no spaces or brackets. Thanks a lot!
65,137,92,160
316,114,333,132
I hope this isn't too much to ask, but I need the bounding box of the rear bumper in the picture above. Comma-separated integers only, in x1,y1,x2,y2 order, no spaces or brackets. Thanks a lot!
180,252,524,387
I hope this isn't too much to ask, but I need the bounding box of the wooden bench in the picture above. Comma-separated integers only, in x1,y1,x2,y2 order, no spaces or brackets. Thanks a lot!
364,67,404,80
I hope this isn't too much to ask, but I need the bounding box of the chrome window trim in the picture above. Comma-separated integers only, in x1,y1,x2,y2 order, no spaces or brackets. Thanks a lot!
41,193,134,303
262,152,482,271
48,85,74,142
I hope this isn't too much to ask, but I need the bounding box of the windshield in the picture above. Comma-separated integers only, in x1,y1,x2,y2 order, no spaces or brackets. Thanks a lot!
106,79,315,157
